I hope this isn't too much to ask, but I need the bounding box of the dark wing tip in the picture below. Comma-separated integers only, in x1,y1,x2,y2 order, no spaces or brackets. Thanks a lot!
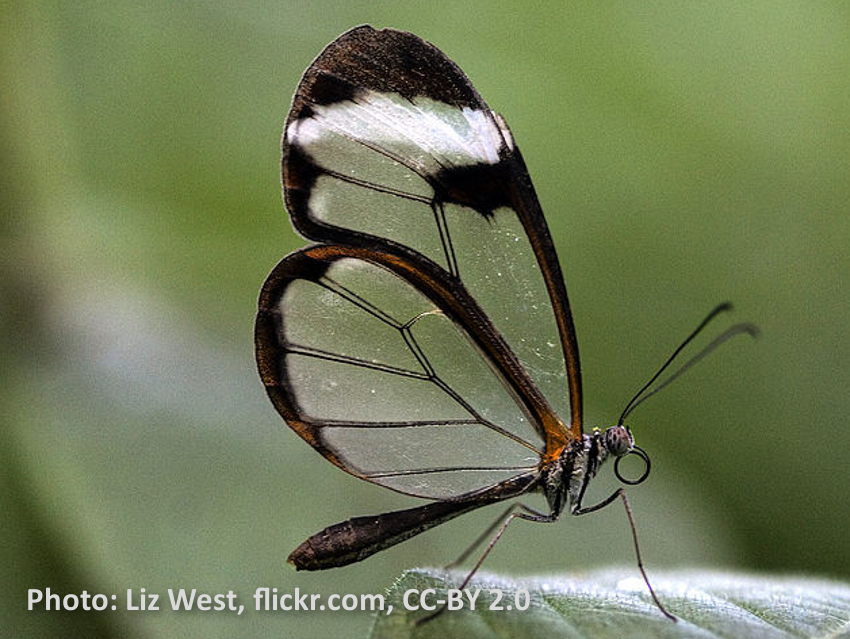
291,25,486,113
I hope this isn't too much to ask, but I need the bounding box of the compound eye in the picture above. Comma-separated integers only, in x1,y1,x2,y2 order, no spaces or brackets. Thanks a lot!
605,425,633,457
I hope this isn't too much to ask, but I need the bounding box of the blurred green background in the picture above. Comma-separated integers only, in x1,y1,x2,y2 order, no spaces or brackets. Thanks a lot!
3,2,849,638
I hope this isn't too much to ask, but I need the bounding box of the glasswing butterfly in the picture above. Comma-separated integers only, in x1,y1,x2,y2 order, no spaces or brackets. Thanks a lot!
255,25,757,622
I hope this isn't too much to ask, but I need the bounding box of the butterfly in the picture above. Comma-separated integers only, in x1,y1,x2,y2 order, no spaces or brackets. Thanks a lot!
255,25,756,622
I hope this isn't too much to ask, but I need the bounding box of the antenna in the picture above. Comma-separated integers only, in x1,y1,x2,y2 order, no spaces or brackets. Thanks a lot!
617,303,759,425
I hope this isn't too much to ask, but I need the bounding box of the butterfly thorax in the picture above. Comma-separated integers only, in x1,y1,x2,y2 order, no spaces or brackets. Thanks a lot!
541,431,611,517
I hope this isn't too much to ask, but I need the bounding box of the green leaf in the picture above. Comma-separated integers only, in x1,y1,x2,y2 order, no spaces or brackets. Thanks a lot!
370,568,850,639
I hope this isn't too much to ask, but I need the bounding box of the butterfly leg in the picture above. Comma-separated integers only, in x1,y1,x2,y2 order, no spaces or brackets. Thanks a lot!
572,488,676,621
445,502,550,569
416,503,556,626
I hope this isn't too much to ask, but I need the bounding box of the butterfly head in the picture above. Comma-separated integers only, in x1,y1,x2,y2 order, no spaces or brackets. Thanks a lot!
603,425,652,486
603,424,633,457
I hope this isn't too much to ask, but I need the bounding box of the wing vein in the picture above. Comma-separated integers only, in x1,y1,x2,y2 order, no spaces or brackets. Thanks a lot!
432,202,460,278
318,418,481,429
287,345,428,379
319,277,403,327
321,167,433,204
345,95,452,175
365,465,538,478
308,104,434,183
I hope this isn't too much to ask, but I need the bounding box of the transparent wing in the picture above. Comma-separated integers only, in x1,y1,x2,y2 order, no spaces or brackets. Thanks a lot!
256,246,543,499
283,26,583,446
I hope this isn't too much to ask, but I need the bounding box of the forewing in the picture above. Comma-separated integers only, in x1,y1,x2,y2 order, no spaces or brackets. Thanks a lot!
283,26,583,444
256,246,542,499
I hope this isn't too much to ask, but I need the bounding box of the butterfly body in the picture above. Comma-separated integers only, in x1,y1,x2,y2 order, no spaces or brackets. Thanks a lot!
545,432,599,517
